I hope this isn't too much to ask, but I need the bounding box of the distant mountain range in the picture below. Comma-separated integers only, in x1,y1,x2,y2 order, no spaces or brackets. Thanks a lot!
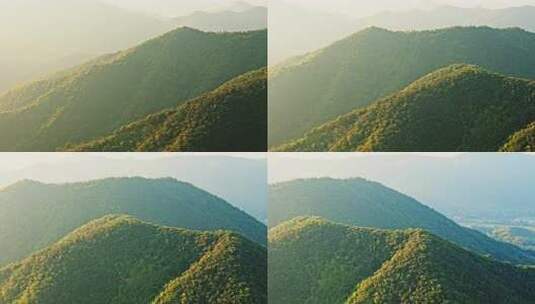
0,155,268,223
0,215,267,304
0,27,267,151
0,177,266,266
0,0,175,92
270,26,535,150
278,64,535,152
270,4,535,64
269,217,535,303
269,178,535,265
174,6,267,32
72,68,267,152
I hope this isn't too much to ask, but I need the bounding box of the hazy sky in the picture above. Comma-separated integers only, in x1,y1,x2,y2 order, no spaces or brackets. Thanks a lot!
277,0,535,18
0,152,264,171
100,0,266,17
269,153,535,219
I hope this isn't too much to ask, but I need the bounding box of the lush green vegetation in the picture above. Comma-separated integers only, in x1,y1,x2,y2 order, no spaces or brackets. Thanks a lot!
0,28,267,151
269,178,535,264
0,177,266,266
174,6,267,32
278,64,535,152
269,26,535,146
501,122,535,152
71,68,267,152
0,215,267,304
269,217,535,304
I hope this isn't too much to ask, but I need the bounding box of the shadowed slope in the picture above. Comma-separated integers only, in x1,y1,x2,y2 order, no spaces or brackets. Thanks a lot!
279,64,535,152
72,68,267,152
0,28,267,151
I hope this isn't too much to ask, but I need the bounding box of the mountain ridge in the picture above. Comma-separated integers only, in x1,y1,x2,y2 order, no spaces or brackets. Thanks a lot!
269,177,535,264
269,26,535,146
277,64,535,152
269,217,535,304
0,215,267,304
0,177,267,266
0,27,267,151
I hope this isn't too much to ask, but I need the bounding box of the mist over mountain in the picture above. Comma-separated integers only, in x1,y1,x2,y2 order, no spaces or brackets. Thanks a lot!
269,178,535,264
269,217,535,304
0,177,267,266
269,3,535,63
0,0,174,92
174,5,267,32
0,215,267,304
101,0,266,17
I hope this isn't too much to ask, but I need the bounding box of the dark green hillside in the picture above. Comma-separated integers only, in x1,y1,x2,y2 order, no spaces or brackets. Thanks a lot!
0,177,266,266
71,68,267,152
174,6,267,32
0,215,267,304
269,178,535,264
269,217,535,304
0,28,267,151
269,26,535,146
278,64,535,152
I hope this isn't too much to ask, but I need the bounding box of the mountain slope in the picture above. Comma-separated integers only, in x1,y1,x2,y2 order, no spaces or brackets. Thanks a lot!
501,122,535,151
269,178,535,264
269,217,535,304
278,64,535,152
72,68,267,152
0,28,267,151
0,177,266,266
0,0,173,92
269,4,535,67
174,6,267,32
0,215,267,304
269,26,535,146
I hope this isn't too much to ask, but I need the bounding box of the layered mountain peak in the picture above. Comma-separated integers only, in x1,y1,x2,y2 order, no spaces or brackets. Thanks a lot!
269,177,535,264
0,177,267,266
0,215,267,304
0,27,267,151
269,217,535,304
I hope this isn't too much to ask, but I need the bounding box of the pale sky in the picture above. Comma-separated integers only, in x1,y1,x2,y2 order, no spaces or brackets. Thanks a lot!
277,0,535,18
0,152,265,171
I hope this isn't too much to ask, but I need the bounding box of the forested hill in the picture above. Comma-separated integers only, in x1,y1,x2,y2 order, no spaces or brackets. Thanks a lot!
269,26,535,146
0,177,267,266
0,215,267,304
278,64,535,152
269,178,535,265
72,68,267,152
269,217,535,304
0,28,267,151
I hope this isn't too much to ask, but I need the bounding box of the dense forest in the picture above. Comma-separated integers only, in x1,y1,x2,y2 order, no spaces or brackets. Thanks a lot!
269,26,535,147
0,27,267,151
269,178,535,264
269,217,535,304
277,64,535,152
0,215,267,304
0,177,266,266
71,68,267,152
